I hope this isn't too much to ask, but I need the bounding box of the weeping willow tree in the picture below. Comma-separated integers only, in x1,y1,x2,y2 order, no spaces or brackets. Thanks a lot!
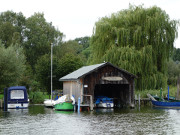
89,5,179,90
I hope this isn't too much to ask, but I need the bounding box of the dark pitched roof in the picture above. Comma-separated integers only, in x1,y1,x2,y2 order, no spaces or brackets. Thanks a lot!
59,62,137,81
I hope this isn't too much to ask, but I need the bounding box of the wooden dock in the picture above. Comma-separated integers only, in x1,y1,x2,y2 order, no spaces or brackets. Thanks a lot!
134,95,151,106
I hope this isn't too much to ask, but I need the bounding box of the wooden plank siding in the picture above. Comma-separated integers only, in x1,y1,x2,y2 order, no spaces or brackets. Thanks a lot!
63,81,81,102
83,65,135,105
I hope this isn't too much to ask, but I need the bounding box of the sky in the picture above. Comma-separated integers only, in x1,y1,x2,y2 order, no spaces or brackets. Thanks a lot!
0,0,180,48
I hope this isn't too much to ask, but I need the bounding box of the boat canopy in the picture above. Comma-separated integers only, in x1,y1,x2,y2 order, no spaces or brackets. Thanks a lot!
7,86,28,103
95,96,113,104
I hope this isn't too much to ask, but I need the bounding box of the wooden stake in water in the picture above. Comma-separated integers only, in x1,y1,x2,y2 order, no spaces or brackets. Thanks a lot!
78,97,81,113
168,86,169,101
138,94,140,107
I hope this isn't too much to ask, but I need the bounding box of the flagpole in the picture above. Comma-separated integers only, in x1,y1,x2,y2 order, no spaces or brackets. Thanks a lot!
51,43,53,101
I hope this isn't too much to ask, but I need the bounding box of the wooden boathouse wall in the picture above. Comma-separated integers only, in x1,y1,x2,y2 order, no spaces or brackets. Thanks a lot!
63,80,83,102
83,64,135,106
60,62,136,108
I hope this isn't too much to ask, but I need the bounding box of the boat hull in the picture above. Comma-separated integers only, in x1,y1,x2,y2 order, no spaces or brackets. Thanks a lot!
8,103,29,109
151,100,180,108
97,103,114,108
54,102,74,111
44,99,55,108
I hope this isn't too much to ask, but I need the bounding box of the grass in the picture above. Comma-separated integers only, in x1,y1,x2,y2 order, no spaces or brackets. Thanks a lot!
135,86,178,98
0,94,3,100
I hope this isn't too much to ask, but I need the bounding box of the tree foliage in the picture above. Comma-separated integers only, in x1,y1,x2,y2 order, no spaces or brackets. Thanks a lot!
0,42,26,90
75,36,90,49
173,48,180,62
167,59,180,86
56,53,83,79
35,53,83,94
0,11,26,47
90,5,179,90
74,36,91,61
23,13,63,70
54,40,82,59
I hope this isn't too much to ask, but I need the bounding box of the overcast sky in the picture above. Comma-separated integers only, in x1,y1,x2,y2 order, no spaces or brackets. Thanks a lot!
0,0,180,48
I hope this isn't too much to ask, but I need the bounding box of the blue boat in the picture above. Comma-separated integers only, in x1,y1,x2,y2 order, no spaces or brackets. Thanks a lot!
95,96,114,108
147,94,180,108
151,100,180,108
7,86,29,109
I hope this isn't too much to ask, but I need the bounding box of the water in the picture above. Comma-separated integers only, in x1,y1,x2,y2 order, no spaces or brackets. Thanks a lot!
0,105,180,135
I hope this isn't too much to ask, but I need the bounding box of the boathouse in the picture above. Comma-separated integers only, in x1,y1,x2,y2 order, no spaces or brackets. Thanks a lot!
59,62,136,109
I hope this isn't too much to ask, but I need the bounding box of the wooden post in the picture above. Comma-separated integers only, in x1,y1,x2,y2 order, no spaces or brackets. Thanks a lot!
90,95,93,111
78,97,81,113
138,94,140,107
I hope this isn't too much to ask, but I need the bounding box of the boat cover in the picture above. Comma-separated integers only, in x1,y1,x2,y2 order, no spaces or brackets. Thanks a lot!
95,96,113,104
7,86,28,103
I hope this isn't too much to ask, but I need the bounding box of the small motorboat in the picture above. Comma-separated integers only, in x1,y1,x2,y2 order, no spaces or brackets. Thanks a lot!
44,90,62,108
54,94,75,111
6,86,29,109
44,99,56,108
95,96,114,108
147,94,180,108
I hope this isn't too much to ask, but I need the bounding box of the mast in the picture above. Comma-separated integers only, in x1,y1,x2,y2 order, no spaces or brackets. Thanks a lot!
51,43,53,101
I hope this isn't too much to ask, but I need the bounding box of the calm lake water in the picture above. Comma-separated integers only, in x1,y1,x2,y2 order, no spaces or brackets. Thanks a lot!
0,105,180,135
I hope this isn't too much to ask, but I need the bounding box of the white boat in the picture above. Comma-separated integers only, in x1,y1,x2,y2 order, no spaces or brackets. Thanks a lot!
97,102,114,108
43,99,56,108
7,86,29,109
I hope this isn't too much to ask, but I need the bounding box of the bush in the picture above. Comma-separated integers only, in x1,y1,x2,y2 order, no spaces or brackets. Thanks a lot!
29,91,46,104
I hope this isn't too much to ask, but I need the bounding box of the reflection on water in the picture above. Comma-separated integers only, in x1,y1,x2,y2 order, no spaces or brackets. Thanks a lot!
1,105,180,135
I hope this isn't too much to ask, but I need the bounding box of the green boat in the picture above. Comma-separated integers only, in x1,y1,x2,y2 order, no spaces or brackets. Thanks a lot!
54,94,75,111
54,102,74,111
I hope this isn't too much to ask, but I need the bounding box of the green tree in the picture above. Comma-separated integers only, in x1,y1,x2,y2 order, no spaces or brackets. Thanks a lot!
23,13,63,71
35,53,83,94
74,36,91,62
167,59,180,86
54,40,83,59
90,5,179,90
0,11,26,47
173,48,180,62
35,54,52,94
18,62,34,89
0,42,26,90
75,36,90,50
56,54,83,88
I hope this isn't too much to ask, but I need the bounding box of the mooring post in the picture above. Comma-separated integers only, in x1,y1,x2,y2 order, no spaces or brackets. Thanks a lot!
168,86,169,101
90,95,93,111
4,88,8,111
78,97,81,113
138,94,140,107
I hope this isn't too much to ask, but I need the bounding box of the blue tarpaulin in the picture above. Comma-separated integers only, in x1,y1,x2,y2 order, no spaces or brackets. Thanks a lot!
95,96,113,104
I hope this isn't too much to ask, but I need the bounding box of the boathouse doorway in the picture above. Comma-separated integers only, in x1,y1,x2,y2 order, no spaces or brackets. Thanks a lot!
94,84,129,107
